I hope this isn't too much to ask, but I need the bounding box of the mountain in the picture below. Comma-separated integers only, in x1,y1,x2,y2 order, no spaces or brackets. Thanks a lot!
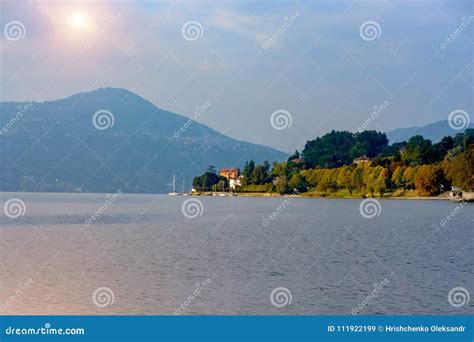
386,119,474,143
0,88,287,193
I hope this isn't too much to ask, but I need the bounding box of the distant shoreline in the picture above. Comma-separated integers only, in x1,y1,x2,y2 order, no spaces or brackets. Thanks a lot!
0,190,467,202
191,191,457,201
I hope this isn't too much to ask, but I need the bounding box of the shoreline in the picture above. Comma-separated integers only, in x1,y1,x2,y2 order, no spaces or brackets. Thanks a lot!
192,191,457,201
0,190,468,202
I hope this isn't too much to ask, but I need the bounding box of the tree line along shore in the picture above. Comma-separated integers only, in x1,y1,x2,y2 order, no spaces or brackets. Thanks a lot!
192,129,474,200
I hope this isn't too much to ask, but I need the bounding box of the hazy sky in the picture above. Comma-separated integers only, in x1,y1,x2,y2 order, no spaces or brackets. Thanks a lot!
1,0,472,152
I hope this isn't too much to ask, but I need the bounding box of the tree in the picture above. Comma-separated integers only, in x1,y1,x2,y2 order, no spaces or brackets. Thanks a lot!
316,169,335,192
336,166,352,190
455,129,474,151
252,164,268,185
302,130,388,168
430,136,454,163
414,165,440,196
464,129,474,149
192,176,203,191
206,165,217,174
273,175,288,194
302,130,355,168
374,168,388,197
402,135,432,166
242,160,255,184
287,150,300,161
448,145,473,191
202,172,219,190
402,167,417,190
350,130,388,159
217,178,228,192
271,161,286,177
350,166,364,194
288,174,307,193
391,166,404,188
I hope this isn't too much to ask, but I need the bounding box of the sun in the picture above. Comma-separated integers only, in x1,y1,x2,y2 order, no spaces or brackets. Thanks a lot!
69,11,91,30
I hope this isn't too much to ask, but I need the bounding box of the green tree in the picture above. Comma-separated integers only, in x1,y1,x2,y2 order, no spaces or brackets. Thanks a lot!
242,160,255,184
252,164,269,185
206,165,217,174
302,130,388,168
287,150,300,161
192,176,203,191
302,130,355,168
350,130,389,159
402,135,432,166
288,174,307,193
201,172,219,191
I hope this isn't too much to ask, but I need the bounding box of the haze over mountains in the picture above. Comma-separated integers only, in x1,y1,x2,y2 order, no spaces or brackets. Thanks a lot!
0,88,286,193
0,87,470,194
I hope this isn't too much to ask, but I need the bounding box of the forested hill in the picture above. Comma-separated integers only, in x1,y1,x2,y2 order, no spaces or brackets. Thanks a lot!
193,129,474,196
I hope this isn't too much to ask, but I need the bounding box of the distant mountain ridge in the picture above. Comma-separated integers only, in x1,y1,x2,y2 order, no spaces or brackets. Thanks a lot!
386,119,474,143
0,87,287,193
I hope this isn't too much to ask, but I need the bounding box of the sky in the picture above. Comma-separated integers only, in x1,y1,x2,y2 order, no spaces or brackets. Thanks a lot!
0,0,472,152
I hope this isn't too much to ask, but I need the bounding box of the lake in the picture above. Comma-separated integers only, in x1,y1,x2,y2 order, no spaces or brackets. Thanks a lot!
0,192,472,315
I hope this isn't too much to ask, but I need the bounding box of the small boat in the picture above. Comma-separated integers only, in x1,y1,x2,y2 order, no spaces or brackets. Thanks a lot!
168,174,182,196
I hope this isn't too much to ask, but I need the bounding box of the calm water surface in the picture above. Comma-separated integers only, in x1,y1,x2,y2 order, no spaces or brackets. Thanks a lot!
0,192,472,315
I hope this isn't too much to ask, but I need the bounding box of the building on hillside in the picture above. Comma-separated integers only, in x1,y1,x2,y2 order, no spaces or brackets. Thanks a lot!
353,155,370,165
219,167,241,190
219,168,240,179
289,158,305,165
